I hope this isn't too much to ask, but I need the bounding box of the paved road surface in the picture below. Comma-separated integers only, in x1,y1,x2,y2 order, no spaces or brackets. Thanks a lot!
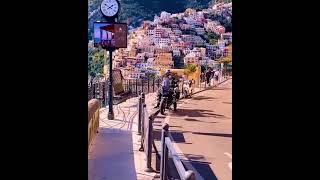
168,79,232,180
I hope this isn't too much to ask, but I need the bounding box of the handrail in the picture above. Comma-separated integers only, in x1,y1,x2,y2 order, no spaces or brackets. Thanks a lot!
137,92,160,172
160,123,195,180
88,99,100,149
88,77,162,105
135,75,230,177
165,138,195,180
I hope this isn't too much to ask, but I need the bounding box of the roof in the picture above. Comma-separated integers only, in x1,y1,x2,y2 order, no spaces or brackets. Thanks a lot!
100,24,115,33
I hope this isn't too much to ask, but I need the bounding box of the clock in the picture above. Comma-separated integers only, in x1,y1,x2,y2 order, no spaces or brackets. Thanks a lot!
100,0,120,18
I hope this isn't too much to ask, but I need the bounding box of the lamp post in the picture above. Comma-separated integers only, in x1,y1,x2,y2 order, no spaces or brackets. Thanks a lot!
99,0,122,120
107,49,114,119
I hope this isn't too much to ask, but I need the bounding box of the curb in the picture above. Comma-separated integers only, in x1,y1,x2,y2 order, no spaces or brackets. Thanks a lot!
189,77,231,97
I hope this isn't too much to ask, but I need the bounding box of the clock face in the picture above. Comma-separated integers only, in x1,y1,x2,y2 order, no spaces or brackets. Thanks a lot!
101,0,119,17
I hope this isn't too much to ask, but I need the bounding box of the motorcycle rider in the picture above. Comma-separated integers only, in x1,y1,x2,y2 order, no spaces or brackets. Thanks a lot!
171,75,180,100
154,70,172,108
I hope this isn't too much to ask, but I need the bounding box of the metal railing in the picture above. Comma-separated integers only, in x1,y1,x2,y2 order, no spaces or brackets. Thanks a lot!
136,92,196,179
88,77,162,106
88,99,100,149
138,92,160,172
88,70,232,104
160,123,196,180
134,75,232,178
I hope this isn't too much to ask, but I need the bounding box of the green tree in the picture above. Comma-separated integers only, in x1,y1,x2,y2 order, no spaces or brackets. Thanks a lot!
184,64,197,76
208,32,220,39
88,49,107,77
209,38,218,45
217,45,232,73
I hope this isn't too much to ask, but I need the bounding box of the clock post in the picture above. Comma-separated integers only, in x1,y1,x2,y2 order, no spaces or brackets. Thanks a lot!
105,17,117,120
99,0,121,120
107,47,115,120
104,17,117,120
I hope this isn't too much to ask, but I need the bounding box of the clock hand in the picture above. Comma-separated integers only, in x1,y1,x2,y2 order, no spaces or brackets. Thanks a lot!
107,5,114,9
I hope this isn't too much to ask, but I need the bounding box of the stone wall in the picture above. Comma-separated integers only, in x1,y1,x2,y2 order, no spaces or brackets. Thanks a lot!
88,99,100,149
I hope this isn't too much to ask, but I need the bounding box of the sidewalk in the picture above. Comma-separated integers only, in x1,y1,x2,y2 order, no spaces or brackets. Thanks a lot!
88,93,158,180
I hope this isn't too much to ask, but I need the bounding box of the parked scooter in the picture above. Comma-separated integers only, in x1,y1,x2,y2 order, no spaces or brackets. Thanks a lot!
183,80,192,98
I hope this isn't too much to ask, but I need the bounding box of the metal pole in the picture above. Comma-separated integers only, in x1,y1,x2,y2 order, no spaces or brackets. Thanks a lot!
136,79,138,95
108,50,114,120
142,78,144,93
152,78,155,93
141,92,145,104
164,144,168,179
139,102,146,152
103,80,106,106
142,104,146,137
147,78,150,93
145,116,154,172
160,123,169,180
138,94,142,135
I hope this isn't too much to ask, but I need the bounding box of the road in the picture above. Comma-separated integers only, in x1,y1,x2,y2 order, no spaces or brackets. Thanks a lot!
168,79,232,180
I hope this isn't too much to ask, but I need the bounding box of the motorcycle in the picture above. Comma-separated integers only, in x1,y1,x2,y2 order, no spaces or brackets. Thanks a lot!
159,85,179,115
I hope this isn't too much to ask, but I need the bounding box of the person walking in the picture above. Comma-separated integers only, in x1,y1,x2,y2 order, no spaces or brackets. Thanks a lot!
210,69,215,86
214,69,220,85
206,70,211,86
190,79,195,96
201,72,204,83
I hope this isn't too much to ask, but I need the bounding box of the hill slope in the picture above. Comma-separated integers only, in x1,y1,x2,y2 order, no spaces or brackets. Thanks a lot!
89,0,212,29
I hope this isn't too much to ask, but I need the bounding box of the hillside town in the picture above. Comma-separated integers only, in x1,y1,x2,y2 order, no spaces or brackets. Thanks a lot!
88,2,233,180
88,2,232,80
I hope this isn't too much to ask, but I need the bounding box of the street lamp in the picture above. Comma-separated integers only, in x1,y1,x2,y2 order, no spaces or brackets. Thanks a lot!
99,0,121,120
107,49,115,120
